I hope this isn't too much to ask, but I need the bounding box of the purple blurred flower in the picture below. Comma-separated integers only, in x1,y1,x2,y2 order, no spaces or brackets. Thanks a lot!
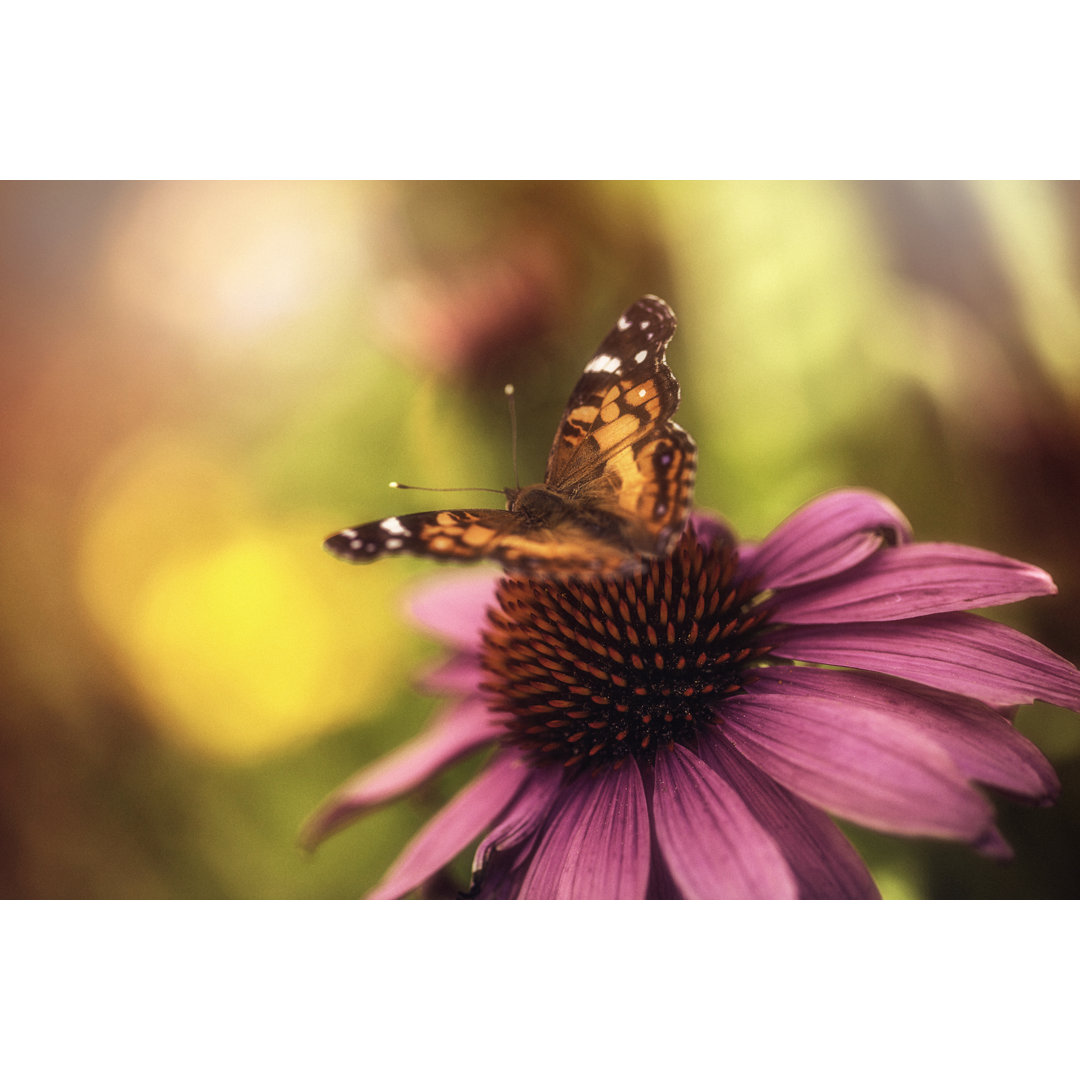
302,490,1080,899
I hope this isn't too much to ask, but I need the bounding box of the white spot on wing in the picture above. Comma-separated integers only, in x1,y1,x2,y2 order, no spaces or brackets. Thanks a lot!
634,349,647,363
585,354,621,374
381,516,410,536
384,538,403,550
617,315,631,330
341,528,358,538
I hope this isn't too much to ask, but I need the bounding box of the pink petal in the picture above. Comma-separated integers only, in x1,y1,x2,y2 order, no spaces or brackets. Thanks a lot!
367,753,529,899
770,613,1080,711
469,766,565,897
722,690,996,842
407,570,499,651
773,543,1056,623
517,761,650,899
646,854,685,899
414,653,486,696
740,490,912,589
696,733,881,899
652,744,799,899
688,510,737,549
299,696,501,851
754,667,1059,803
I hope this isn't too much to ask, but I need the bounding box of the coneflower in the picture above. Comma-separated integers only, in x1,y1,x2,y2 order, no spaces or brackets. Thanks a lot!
302,491,1080,899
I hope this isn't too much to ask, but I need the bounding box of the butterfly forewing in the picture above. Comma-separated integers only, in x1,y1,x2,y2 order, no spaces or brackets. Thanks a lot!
325,509,518,564
545,295,681,489
324,508,644,573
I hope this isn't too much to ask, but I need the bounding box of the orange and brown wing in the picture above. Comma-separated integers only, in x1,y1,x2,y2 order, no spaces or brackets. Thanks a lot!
545,295,696,558
324,507,640,574
487,527,646,575
598,421,698,558
324,509,520,565
545,295,682,491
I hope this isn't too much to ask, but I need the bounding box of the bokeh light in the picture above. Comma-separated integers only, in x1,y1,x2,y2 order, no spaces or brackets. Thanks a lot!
76,432,407,758
103,180,363,352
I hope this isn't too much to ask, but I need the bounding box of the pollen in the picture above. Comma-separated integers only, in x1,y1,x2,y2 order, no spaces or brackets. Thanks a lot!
480,526,774,773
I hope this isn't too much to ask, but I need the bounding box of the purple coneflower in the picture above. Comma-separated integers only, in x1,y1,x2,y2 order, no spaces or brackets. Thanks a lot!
302,490,1080,899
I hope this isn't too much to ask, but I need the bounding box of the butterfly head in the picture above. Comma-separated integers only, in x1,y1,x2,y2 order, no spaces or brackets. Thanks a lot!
504,484,565,524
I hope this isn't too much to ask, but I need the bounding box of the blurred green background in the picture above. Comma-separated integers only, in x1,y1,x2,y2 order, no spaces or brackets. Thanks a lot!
2,180,1078,899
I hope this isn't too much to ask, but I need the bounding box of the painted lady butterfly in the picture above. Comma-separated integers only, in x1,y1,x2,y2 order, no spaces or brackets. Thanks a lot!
324,295,697,575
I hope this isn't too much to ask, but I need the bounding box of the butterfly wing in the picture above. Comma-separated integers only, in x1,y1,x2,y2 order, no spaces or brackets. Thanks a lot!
324,508,642,573
545,295,682,489
601,420,698,556
325,509,520,565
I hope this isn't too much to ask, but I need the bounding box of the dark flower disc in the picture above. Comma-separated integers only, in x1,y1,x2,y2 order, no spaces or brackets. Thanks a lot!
480,527,775,772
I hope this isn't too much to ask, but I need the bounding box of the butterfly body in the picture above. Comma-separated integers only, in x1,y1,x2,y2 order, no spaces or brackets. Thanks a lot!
507,485,627,543
325,295,697,576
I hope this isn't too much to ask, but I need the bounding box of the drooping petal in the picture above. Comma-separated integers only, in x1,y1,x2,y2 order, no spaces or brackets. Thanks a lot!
739,490,912,589
753,667,1059,803
651,744,799,899
696,732,880,899
516,762,650,899
469,766,565,898
367,753,529,900
407,570,499,652
770,613,1080,711
773,543,1056,624
299,696,502,850
722,690,996,842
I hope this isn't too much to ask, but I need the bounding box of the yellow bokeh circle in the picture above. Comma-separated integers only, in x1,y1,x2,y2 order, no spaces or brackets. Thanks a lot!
77,435,412,759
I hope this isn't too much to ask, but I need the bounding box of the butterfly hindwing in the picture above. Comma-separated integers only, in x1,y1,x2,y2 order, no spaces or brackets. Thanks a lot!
489,526,647,575
603,421,698,555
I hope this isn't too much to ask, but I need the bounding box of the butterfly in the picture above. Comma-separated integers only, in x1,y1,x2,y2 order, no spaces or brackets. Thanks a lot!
324,295,697,575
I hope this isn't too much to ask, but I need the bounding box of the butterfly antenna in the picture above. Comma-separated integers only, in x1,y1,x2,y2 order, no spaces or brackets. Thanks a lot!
389,482,504,495
389,385,520,498
505,384,520,490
